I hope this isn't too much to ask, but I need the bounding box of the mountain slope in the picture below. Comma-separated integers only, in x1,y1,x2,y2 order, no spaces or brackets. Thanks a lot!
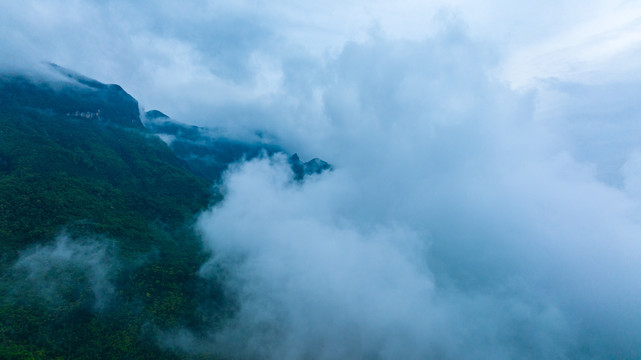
0,64,331,359
0,66,220,360
0,68,211,254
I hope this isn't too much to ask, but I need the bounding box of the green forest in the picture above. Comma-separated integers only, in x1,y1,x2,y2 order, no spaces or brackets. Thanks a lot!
0,73,232,359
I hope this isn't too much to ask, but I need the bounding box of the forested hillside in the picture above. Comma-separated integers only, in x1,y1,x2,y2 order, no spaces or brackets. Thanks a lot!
0,68,228,359
0,66,329,359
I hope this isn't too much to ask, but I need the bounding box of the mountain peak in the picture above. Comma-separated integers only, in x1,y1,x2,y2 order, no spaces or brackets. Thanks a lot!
1,65,143,129
289,153,332,181
145,110,170,120
47,62,109,90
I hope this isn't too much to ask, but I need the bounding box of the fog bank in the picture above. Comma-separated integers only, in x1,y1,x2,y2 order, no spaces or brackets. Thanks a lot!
191,31,641,359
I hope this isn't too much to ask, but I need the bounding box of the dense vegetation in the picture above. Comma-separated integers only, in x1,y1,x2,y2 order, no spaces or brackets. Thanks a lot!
0,70,227,359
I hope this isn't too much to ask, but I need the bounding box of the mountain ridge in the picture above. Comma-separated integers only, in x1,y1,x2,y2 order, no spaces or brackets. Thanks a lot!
0,64,329,359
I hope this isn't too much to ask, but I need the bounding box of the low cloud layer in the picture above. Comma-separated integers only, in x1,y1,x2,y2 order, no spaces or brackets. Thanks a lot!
3,1,641,358
191,31,641,359
10,233,118,310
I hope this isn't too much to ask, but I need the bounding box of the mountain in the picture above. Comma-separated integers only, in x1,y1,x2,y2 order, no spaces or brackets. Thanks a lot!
0,64,330,359
0,63,331,251
142,109,282,183
2,63,143,129
143,110,331,183
0,66,210,253
289,153,332,181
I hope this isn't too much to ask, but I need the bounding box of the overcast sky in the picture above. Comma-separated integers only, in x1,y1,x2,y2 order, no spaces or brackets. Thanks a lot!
3,1,641,359
3,0,641,175
3,1,641,118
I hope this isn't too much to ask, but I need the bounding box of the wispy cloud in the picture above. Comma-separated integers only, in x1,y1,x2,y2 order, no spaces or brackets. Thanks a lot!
188,30,641,359
10,233,118,311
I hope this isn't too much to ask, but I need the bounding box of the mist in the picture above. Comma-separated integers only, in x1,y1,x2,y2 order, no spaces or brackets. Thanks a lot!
9,233,118,311
189,30,641,359
3,1,641,358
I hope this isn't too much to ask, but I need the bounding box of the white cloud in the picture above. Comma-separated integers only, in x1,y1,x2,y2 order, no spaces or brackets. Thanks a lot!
11,233,118,310
188,32,641,358
3,1,641,358
2,0,640,123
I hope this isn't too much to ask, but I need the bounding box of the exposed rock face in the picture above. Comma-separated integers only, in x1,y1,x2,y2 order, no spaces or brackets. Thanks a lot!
289,153,332,181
